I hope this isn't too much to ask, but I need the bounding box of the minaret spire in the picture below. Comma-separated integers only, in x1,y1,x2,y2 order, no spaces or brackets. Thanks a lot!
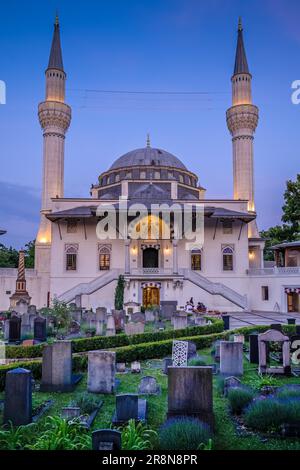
48,13,64,71
146,133,151,148
234,17,249,75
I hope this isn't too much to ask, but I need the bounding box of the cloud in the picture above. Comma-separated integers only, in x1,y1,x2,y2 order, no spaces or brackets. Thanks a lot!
0,181,40,248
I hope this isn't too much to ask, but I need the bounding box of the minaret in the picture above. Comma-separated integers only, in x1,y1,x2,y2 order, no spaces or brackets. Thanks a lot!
226,18,259,237
35,15,71,273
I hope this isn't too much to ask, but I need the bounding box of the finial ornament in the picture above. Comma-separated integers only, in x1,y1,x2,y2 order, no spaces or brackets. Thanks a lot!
55,11,59,26
146,133,151,148
238,17,242,32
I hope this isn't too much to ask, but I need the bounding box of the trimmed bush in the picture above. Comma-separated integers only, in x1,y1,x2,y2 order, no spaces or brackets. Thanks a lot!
5,318,224,360
227,387,255,415
188,356,207,366
244,397,300,432
159,417,211,450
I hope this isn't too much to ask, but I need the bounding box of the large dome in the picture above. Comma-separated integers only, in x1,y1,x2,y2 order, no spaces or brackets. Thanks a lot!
109,147,187,171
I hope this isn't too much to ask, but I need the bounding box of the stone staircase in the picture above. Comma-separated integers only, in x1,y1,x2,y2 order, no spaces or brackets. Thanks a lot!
181,269,248,310
58,269,122,303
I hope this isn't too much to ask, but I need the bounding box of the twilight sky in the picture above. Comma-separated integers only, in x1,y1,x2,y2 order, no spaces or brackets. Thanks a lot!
0,0,299,248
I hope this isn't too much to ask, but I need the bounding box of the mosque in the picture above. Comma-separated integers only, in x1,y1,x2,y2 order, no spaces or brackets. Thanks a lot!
1,17,300,314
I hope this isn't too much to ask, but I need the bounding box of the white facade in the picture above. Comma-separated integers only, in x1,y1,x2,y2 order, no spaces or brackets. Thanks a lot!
1,19,300,314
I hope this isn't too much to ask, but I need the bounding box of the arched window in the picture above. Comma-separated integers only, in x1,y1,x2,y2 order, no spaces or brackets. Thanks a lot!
191,249,202,271
222,246,234,271
115,173,120,182
65,244,78,271
178,174,184,183
98,245,111,271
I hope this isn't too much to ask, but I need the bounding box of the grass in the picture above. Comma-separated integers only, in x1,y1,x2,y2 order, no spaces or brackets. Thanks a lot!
1,343,300,450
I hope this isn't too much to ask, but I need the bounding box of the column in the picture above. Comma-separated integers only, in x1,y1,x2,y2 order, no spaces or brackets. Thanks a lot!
125,239,130,274
173,240,178,275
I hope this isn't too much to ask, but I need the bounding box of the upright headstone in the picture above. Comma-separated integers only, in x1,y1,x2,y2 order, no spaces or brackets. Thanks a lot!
9,315,21,342
220,341,243,376
106,315,116,337
16,299,28,315
34,316,47,342
160,301,177,320
87,350,116,394
222,315,230,330
167,366,214,428
145,309,155,322
3,368,32,426
138,376,160,395
131,312,145,323
113,394,147,424
28,305,37,315
290,336,300,366
287,318,296,325
40,341,78,392
172,340,188,366
112,309,125,331
21,313,31,338
258,329,290,375
92,429,122,451
4,319,10,341
249,333,259,364
233,334,245,344
124,322,145,336
173,313,188,330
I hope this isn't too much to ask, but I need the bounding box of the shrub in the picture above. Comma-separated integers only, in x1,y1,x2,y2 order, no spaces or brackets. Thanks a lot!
159,417,211,450
247,373,281,390
227,387,255,415
0,423,37,450
188,356,207,366
70,393,100,415
244,398,291,432
277,386,300,400
25,416,91,450
121,419,157,450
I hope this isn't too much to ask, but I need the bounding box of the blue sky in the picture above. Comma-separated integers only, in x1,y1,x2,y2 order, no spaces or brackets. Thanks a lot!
0,0,300,248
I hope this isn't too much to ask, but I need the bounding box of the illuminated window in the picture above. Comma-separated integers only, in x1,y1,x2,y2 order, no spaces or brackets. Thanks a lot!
65,244,78,271
191,249,202,271
222,246,234,271
98,245,111,271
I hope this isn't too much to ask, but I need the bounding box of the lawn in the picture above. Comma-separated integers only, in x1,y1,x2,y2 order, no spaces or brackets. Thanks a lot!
1,344,300,450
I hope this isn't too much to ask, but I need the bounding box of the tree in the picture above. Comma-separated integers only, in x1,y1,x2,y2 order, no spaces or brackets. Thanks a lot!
0,240,35,268
114,275,125,310
260,174,300,260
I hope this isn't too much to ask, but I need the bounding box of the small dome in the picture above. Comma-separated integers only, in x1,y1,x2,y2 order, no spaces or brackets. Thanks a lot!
109,147,187,171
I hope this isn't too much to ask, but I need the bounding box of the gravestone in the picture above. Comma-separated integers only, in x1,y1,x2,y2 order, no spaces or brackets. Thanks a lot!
233,334,245,344
162,357,173,374
160,301,177,320
16,299,28,315
172,340,188,367
61,407,81,420
113,394,147,424
145,309,155,322
116,362,126,373
131,312,145,323
187,341,197,360
124,321,145,336
220,341,243,376
95,307,107,335
258,329,291,375
222,315,230,330
4,368,32,426
40,341,80,392
69,320,81,335
194,316,206,326
287,318,296,325
8,315,21,342
21,313,31,338
249,333,259,364
138,376,160,395
34,316,47,342
173,313,188,330
4,319,10,341
167,366,214,428
154,320,165,331
271,324,282,332
106,315,116,336
212,340,221,362
28,305,37,315
296,326,300,335
29,313,38,330
112,309,125,331
131,361,141,373
71,308,82,323
92,429,122,451
87,350,116,394
223,376,242,396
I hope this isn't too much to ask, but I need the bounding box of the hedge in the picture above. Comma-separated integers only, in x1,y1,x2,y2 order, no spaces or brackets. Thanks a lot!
4,318,223,359
0,330,227,391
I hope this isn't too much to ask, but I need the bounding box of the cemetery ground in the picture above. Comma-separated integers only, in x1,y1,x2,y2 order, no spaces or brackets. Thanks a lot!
1,343,300,450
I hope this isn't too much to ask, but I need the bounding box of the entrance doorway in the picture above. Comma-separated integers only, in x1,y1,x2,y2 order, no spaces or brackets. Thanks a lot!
287,292,300,312
143,286,160,308
143,248,159,268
